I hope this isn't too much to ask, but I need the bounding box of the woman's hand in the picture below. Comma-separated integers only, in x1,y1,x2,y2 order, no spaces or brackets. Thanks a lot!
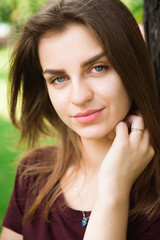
84,115,155,240
98,114,155,199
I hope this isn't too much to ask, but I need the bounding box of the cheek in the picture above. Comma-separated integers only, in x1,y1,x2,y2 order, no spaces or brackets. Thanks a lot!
47,89,70,123
119,86,132,108
47,88,62,114
105,77,131,106
101,79,131,113
116,90,132,118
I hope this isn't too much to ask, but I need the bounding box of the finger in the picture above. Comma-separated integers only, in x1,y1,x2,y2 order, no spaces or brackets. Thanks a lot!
125,116,145,150
126,115,145,139
141,129,149,144
114,121,129,141
126,115,144,130
141,129,154,157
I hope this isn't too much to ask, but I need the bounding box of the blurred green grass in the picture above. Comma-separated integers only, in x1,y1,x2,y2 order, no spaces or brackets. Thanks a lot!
0,46,21,230
0,118,21,229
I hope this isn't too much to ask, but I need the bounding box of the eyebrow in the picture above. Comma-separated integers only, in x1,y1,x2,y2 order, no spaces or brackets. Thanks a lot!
81,52,106,67
42,51,106,76
43,69,65,76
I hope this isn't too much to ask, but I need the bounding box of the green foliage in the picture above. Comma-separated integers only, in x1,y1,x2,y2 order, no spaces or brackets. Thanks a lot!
121,0,144,23
11,0,47,24
0,0,16,22
0,0,46,23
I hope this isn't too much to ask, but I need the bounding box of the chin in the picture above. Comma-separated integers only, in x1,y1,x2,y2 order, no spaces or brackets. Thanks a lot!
74,125,116,141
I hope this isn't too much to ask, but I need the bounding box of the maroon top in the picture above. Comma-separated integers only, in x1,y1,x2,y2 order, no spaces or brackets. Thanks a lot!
3,167,160,240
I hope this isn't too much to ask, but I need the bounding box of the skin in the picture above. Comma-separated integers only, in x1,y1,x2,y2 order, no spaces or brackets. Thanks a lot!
0,228,23,240
39,24,131,142
1,24,154,240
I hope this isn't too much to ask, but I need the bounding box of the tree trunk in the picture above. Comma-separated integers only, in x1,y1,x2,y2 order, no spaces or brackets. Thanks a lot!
143,0,160,96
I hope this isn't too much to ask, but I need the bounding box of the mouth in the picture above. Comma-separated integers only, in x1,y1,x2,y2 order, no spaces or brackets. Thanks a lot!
73,108,104,123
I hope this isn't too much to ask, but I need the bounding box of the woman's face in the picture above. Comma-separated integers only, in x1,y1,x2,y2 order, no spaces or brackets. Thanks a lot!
39,24,132,141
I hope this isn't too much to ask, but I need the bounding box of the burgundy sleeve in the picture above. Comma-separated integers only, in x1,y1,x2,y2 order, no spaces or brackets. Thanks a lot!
128,213,160,240
140,216,160,240
2,171,28,234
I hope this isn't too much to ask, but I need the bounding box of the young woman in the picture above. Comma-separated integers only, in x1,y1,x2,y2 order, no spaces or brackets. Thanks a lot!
1,0,160,239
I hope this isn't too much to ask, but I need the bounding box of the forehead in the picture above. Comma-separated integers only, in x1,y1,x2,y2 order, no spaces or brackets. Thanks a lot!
39,23,102,46
38,23,105,69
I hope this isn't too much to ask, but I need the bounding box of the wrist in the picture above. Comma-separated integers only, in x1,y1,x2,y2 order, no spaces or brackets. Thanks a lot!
97,178,131,202
96,189,130,209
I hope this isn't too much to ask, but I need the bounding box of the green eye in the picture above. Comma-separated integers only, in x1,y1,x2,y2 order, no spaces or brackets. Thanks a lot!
94,66,104,72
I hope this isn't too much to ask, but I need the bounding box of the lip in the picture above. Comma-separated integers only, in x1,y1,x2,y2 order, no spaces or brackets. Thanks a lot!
73,108,104,123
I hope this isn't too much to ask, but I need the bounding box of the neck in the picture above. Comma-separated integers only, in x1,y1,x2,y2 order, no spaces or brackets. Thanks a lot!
80,131,115,173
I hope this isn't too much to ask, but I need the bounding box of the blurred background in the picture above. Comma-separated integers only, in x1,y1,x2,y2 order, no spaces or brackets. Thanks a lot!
0,0,144,231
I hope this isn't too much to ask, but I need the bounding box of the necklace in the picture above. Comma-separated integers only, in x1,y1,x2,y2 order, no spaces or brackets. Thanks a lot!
74,186,90,227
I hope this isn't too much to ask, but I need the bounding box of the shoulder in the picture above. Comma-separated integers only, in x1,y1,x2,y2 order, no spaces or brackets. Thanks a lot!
11,145,57,191
9,145,58,210
18,145,57,175
2,145,58,234
19,145,57,166
15,145,58,196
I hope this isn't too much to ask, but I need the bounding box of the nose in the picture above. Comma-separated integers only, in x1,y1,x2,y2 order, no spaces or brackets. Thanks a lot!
70,78,93,106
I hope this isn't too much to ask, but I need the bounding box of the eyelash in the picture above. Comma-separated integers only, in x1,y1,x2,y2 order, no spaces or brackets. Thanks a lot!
50,76,67,84
50,64,108,84
89,64,108,74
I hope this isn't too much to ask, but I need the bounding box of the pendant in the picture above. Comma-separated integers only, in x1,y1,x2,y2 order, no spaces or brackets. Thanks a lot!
82,218,88,227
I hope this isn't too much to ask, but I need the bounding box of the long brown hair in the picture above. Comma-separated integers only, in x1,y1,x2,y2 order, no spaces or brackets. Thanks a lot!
9,0,160,222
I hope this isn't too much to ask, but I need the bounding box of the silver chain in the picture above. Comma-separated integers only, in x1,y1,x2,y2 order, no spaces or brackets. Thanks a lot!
74,186,90,226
